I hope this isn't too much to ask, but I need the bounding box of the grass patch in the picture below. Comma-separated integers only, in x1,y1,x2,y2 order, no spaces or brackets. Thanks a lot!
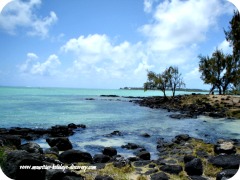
168,171,188,180
203,159,222,177
136,175,148,180
80,163,134,180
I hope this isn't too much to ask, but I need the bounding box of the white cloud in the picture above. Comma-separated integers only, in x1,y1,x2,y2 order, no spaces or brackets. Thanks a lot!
0,0,57,37
61,34,151,81
218,39,232,54
140,0,225,52
144,0,155,13
19,53,61,76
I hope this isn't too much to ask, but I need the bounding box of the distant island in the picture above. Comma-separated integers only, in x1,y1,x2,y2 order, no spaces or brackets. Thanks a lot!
120,87,209,92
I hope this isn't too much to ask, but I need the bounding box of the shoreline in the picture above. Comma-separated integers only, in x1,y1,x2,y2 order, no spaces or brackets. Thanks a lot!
0,122,240,179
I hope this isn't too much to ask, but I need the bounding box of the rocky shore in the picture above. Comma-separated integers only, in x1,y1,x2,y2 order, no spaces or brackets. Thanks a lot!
132,94,240,119
0,123,239,180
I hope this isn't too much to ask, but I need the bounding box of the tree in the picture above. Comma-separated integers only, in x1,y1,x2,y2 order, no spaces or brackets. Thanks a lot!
224,10,240,90
167,66,185,97
198,49,235,94
144,66,185,98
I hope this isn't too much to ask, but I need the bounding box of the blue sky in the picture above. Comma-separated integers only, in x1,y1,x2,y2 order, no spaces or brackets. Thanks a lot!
0,0,237,89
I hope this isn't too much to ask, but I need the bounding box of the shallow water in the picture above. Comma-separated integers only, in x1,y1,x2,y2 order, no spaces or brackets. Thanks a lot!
0,87,239,159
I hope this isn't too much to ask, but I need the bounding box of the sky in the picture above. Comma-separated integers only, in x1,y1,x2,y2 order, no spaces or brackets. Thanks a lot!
0,0,237,89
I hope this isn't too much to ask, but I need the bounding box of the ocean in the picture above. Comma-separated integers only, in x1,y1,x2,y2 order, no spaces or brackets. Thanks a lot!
0,86,239,159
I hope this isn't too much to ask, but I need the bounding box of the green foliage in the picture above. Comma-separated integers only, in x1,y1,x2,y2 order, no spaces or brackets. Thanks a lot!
144,66,185,98
198,49,236,94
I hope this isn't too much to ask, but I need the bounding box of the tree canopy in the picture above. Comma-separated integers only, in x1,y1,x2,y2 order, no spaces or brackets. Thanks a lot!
144,66,185,98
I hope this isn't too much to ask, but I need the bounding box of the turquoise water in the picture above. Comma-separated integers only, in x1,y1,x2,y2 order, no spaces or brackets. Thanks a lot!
0,86,240,159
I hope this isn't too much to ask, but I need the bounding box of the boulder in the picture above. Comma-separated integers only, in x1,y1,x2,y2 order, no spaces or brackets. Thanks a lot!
185,158,203,176
172,134,190,144
0,135,21,147
136,150,151,160
18,142,43,154
59,150,92,163
44,147,59,156
50,125,74,137
216,169,238,180
214,139,236,155
93,154,111,163
184,155,196,163
46,137,73,151
113,157,130,168
102,147,117,157
141,133,150,138
150,172,169,180
46,169,84,180
189,176,208,180
160,165,183,175
208,154,240,169
1,150,43,179
121,143,143,149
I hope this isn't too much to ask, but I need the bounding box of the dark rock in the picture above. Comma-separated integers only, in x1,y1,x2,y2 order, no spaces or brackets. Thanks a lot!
113,157,130,168
9,127,33,136
59,150,92,163
121,143,143,149
50,125,73,137
85,98,95,100
141,133,151,137
209,112,225,118
18,142,43,154
136,150,151,160
0,135,21,147
46,137,73,151
185,158,203,176
93,154,111,163
44,146,59,155
189,176,208,180
2,150,43,179
102,147,117,157
208,154,240,169
95,175,114,180
67,123,78,129
16,158,45,180
169,114,193,119
196,150,209,158
160,165,183,175
173,134,190,144
145,169,158,175
150,172,169,180
46,169,84,180
183,155,196,164
214,139,236,155
77,124,86,129
128,157,140,162
100,95,119,97
216,169,238,180
133,160,151,167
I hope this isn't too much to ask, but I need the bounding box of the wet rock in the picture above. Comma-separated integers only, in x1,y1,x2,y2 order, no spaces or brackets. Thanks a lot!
141,133,150,138
93,154,111,163
172,134,190,144
102,147,117,157
0,135,21,147
145,169,158,175
121,143,143,149
160,165,183,175
95,175,114,180
216,169,238,180
2,150,43,179
150,172,169,180
18,142,43,154
46,137,73,151
59,150,92,163
169,114,193,119
214,139,236,155
133,160,152,167
208,154,240,169
100,95,119,98
50,125,74,137
136,150,151,160
209,112,225,118
44,147,59,156
185,158,203,176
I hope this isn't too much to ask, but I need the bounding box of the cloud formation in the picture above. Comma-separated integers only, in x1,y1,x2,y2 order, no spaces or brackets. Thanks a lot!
19,53,61,76
0,0,57,37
